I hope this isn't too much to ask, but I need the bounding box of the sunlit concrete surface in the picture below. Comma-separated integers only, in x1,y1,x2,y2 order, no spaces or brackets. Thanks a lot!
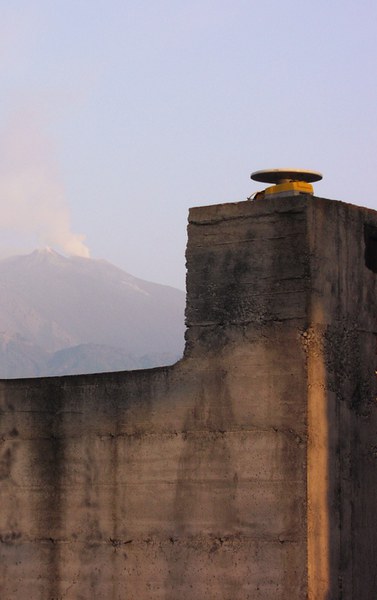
1,195,377,599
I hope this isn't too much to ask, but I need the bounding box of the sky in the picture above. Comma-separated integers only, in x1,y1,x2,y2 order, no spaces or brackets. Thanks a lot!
0,0,376,289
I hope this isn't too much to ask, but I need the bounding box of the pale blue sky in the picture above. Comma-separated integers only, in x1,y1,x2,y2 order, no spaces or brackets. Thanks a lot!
1,0,376,288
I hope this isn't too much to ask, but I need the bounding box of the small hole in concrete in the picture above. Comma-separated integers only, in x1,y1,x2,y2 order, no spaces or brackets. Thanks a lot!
364,224,377,273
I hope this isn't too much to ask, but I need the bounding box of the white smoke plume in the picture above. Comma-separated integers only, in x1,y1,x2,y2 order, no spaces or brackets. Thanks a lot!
0,110,90,258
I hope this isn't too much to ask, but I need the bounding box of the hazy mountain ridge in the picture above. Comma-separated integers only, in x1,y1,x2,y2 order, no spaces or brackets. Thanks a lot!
0,249,185,378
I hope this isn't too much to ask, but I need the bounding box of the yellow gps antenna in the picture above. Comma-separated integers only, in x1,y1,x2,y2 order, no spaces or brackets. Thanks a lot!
250,168,323,199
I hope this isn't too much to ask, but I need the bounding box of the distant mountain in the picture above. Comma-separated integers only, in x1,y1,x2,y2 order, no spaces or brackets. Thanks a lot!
0,249,185,378
46,344,181,376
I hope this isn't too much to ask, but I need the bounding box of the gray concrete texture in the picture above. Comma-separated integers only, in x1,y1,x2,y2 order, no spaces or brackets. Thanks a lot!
1,195,376,599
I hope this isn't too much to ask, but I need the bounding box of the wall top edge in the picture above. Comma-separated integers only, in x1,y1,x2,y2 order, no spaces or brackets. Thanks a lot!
0,361,178,388
188,195,377,225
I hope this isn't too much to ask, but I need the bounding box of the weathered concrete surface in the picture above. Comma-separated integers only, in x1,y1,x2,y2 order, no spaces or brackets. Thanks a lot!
0,195,376,599
305,200,377,599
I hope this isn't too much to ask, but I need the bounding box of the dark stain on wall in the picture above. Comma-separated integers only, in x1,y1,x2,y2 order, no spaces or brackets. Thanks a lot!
364,223,377,273
30,382,65,599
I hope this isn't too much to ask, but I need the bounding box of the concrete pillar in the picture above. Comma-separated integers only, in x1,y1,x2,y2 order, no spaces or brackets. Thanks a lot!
185,194,377,598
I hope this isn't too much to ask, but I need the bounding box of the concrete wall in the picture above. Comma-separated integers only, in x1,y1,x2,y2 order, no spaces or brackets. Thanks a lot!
0,195,376,599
